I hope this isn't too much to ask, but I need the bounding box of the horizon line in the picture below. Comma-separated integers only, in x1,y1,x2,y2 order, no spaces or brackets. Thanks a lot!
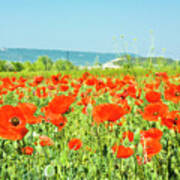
0,47,179,60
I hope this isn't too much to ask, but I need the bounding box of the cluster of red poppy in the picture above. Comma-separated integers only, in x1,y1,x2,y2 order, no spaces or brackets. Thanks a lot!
0,71,179,162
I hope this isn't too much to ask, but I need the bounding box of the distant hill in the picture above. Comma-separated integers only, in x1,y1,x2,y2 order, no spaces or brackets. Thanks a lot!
0,48,137,66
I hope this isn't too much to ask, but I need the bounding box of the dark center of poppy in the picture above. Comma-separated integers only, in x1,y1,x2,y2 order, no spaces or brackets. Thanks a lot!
175,92,180,96
120,96,125,100
59,122,64,126
173,117,178,125
10,117,20,126
54,77,58,81
153,112,158,116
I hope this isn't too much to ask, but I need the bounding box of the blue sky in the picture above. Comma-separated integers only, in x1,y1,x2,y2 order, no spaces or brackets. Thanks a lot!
0,0,180,59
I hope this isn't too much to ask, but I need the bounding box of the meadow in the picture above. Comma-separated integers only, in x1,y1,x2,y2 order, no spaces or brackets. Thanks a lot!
0,65,180,180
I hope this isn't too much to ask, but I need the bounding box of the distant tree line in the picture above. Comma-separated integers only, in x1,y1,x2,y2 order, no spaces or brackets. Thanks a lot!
0,56,77,72
113,55,178,66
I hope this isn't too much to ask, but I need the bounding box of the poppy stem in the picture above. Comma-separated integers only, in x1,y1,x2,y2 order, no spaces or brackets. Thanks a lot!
95,125,102,153
17,140,22,154
0,140,5,159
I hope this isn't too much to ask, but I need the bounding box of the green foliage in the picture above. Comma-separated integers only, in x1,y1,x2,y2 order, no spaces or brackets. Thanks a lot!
0,60,7,71
0,56,77,72
4,61,15,71
23,61,35,72
52,59,76,71
11,62,25,72
34,56,53,71
0,54,179,74
114,55,175,67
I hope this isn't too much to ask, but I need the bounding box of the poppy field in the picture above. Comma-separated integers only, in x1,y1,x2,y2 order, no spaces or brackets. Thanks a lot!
0,70,180,179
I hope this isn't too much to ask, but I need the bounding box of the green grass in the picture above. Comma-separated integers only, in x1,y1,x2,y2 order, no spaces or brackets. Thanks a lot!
0,63,180,79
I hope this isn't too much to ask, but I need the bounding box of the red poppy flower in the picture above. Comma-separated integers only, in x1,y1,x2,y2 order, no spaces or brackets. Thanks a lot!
112,144,134,158
155,72,168,81
36,87,48,98
141,138,162,158
82,106,87,115
34,76,44,85
144,81,160,91
85,77,97,86
51,114,67,131
82,72,91,80
141,102,168,121
106,78,117,89
59,75,69,84
161,111,180,131
92,103,126,124
38,135,54,147
18,103,42,124
122,131,134,142
140,128,163,158
42,105,68,131
60,85,69,92
164,84,180,103
21,146,34,155
48,95,75,114
140,128,163,141
0,105,28,140
68,138,82,151
126,85,137,99
51,74,60,85
145,91,161,103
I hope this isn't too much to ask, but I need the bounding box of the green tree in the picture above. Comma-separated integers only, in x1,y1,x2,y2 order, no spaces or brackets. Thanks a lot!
4,61,15,72
12,62,25,72
34,56,53,71
23,61,35,72
0,60,7,72
52,59,76,71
